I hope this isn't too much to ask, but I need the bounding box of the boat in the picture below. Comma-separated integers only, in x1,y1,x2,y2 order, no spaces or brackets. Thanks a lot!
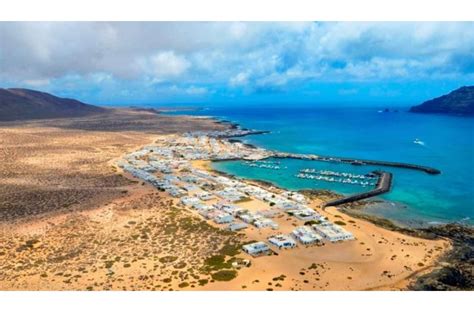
295,172,377,187
413,138,425,146
243,160,281,170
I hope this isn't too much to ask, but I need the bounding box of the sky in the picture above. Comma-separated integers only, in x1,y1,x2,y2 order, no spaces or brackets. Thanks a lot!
0,22,473,107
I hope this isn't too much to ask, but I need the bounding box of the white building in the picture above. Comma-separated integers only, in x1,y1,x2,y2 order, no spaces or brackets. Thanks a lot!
268,234,297,249
242,241,271,256
257,209,280,218
213,212,234,224
180,196,201,207
197,192,214,201
168,187,187,198
291,207,323,221
216,188,246,202
254,218,279,230
281,191,307,204
193,203,212,210
228,222,248,231
214,176,235,187
292,226,322,245
214,202,241,215
239,213,256,224
274,200,299,211
312,223,355,242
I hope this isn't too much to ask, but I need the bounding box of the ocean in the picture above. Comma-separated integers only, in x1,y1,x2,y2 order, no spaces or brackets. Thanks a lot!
166,105,474,227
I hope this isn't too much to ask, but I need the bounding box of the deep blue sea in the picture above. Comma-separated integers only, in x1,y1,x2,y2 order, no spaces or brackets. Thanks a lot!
166,105,474,227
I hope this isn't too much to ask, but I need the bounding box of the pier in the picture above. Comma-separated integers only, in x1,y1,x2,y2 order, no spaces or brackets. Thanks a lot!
222,129,270,138
272,152,441,175
322,170,392,207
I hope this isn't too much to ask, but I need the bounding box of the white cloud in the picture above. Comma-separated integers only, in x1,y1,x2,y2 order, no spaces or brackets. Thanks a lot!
229,72,250,87
1,22,473,94
147,51,190,79
185,86,208,95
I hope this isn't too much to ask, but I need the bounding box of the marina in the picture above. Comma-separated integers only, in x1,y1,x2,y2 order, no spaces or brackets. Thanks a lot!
299,168,378,180
296,170,377,187
208,130,441,209
296,169,377,187
243,160,285,170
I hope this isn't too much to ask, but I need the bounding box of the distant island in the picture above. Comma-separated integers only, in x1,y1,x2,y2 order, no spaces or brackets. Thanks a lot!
410,86,474,116
0,88,105,121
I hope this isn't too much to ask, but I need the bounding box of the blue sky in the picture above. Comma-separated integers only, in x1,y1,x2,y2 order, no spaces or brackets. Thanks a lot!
1,22,473,107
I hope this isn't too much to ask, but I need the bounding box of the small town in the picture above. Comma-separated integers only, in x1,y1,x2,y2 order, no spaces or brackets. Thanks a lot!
117,129,355,257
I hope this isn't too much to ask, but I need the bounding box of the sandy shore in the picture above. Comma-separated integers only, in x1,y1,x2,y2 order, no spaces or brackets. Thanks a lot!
0,111,450,290
199,204,449,290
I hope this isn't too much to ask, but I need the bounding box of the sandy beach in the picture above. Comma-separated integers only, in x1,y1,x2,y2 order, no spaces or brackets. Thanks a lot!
200,204,449,291
0,111,450,291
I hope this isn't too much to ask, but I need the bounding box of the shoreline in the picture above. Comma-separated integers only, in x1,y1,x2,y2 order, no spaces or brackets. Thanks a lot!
182,156,451,290
204,115,470,227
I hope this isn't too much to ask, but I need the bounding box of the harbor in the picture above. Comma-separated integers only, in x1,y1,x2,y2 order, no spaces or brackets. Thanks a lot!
205,127,441,208
182,126,443,210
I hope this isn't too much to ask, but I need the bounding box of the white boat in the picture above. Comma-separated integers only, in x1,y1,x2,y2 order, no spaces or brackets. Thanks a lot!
413,138,425,146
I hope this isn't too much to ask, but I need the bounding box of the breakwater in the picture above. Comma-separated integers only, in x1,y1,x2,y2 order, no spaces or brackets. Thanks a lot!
323,170,393,207
272,152,441,175
223,129,270,138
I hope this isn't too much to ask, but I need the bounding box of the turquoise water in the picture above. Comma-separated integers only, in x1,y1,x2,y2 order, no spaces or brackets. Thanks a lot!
167,105,474,226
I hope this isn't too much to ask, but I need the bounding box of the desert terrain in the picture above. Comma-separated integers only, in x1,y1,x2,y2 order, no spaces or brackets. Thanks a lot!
0,110,450,290
0,109,224,221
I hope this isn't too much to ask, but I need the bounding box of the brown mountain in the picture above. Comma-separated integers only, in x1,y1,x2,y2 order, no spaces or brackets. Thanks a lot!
0,88,106,121
410,86,474,116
